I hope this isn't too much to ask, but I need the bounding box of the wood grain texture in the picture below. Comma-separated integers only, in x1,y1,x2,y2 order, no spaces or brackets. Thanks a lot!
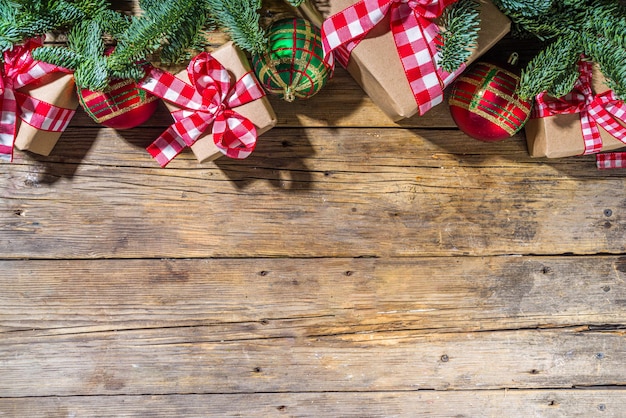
2,127,625,259
1,0,625,413
1,257,625,334
1,326,625,396
1,390,624,417
1,257,625,397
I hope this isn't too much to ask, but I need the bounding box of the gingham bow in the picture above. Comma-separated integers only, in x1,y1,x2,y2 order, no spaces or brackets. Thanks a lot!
1,38,75,161
321,0,463,115
533,60,626,156
140,52,265,167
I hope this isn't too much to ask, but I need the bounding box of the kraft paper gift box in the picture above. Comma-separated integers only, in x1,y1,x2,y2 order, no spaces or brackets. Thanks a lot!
164,42,277,163
13,72,79,156
525,65,626,158
301,0,511,121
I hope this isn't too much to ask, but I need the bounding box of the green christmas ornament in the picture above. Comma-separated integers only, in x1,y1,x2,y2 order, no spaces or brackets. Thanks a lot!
252,18,332,102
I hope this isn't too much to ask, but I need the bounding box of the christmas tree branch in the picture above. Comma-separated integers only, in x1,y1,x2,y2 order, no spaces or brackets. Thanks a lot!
437,0,480,73
0,0,81,54
494,0,626,100
107,0,210,77
518,34,582,99
205,0,266,56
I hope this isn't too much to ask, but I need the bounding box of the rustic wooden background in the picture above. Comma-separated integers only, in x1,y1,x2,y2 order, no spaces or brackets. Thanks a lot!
1,1,626,416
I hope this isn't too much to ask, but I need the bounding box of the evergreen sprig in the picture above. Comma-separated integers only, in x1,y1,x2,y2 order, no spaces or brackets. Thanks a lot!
205,0,266,55
495,0,626,99
30,0,211,91
33,19,109,91
31,0,116,91
437,0,480,73
107,0,211,78
0,0,81,55
518,34,582,99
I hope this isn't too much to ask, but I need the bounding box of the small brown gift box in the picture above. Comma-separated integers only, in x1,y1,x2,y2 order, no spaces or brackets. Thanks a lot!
525,66,626,158
164,42,277,163
300,0,510,121
13,72,79,156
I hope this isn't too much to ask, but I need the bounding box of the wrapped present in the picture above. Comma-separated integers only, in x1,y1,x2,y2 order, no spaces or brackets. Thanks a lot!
304,0,510,121
1,38,78,160
525,61,626,159
139,42,277,166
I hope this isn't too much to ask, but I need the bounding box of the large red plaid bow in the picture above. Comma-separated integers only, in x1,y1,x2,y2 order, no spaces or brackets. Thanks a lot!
1,38,75,161
321,0,462,115
532,60,626,156
139,52,265,167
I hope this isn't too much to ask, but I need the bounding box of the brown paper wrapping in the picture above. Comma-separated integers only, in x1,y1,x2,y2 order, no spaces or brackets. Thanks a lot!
300,0,511,121
164,42,277,163
525,66,626,158
13,72,78,156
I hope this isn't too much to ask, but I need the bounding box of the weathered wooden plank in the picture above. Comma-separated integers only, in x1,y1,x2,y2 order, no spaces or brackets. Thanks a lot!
1,257,624,334
1,327,624,396
1,390,624,417
2,128,625,258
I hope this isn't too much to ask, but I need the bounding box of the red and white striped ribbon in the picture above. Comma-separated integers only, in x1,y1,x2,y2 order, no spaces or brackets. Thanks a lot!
139,52,265,167
321,0,463,115
1,38,76,161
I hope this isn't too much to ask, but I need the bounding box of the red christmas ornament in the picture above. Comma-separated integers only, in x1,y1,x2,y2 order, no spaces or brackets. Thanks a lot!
79,78,159,130
448,56,532,142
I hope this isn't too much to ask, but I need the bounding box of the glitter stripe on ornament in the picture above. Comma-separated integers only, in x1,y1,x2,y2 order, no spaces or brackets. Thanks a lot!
80,79,159,125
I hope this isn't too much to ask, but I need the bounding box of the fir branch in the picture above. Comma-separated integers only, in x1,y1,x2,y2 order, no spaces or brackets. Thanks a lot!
107,0,210,76
0,0,82,54
205,0,266,55
157,6,212,64
98,8,132,37
584,34,626,99
518,34,582,99
30,45,83,69
437,0,480,73
33,19,109,91
494,0,587,40
492,0,553,17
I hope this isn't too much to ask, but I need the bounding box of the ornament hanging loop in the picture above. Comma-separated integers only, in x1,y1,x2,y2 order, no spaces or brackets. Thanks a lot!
284,87,296,102
507,52,519,67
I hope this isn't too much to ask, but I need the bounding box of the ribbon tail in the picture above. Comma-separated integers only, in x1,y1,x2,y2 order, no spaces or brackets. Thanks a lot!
391,6,443,115
147,116,208,167
580,110,603,155
212,111,257,159
597,152,626,169
0,90,18,162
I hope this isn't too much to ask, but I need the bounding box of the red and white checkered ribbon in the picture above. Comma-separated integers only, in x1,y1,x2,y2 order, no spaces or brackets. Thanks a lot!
590,90,626,169
597,152,626,169
321,0,463,115
1,38,75,161
139,52,265,167
533,60,626,157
